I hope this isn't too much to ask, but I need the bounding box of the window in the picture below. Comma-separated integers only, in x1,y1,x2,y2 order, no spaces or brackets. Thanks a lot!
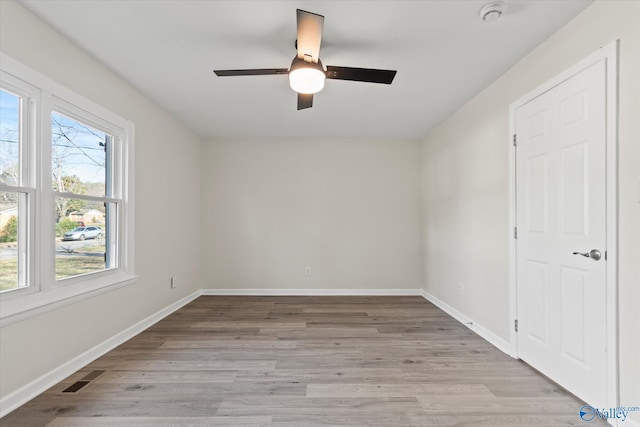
51,110,114,280
0,54,135,324
0,84,33,295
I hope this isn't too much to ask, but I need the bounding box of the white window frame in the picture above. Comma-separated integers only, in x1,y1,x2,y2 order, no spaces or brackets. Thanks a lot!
0,53,136,326
0,74,38,298
49,99,121,282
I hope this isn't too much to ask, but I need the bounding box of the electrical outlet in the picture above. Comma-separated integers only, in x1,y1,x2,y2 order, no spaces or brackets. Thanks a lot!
170,276,177,289
458,282,464,295
304,266,311,277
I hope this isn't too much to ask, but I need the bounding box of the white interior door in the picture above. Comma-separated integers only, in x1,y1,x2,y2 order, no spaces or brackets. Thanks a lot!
515,59,607,406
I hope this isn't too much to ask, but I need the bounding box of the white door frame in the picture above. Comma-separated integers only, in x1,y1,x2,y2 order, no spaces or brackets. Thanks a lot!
508,40,619,417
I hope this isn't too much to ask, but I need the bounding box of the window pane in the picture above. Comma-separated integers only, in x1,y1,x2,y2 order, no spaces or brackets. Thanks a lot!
0,192,20,292
55,197,112,280
0,89,20,186
51,112,109,202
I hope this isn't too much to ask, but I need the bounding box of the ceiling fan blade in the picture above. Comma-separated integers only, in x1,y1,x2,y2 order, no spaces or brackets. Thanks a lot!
326,66,397,84
296,9,324,63
214,68,289,77
297,93,313,110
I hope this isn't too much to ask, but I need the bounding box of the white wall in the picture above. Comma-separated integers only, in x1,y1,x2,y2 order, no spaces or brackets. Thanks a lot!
421,0,639,418
0,0,202,399
201,138,423,291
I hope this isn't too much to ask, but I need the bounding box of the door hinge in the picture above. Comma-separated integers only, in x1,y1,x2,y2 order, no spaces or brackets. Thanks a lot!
514,227,518,239
514,319,518,332
513,134,517,147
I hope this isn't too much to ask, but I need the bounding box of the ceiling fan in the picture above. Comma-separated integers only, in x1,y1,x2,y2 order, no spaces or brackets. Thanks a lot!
214,9,397,110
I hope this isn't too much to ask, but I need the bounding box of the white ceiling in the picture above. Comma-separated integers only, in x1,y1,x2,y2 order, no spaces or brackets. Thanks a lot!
19,0,593,141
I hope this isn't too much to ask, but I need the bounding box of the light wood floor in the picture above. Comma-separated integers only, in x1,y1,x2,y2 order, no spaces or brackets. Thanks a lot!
1,296,606,426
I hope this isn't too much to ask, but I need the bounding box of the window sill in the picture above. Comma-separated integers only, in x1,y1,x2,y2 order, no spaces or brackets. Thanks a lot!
0,273,138,327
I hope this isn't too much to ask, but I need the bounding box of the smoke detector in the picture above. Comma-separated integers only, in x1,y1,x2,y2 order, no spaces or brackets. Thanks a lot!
480,3,504,23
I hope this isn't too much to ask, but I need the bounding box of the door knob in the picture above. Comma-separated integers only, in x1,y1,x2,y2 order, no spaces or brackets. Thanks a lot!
572,249,602,261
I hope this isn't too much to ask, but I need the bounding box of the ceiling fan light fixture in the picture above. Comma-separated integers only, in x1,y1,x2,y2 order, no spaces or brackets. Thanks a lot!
213,10,397,110
289,57,326,94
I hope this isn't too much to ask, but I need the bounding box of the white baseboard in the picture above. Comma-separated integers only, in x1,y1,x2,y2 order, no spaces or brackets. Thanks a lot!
418,289,512,356
0,290,201,418
201,288,422,296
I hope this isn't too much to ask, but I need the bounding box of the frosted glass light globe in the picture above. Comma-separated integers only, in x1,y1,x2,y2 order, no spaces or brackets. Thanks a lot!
289,67,326,94
288,57,326,94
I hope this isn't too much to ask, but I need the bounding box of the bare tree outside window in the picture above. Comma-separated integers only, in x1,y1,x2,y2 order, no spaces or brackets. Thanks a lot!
51,112,113,279
0,90,19,203
51,112,108,220
0,89,21,291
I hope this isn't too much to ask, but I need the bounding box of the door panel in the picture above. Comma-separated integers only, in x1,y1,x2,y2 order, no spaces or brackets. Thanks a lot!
560,144,588,236
527,156,548,234
516,60,607,406
560,266,588,364
526,260,548,344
